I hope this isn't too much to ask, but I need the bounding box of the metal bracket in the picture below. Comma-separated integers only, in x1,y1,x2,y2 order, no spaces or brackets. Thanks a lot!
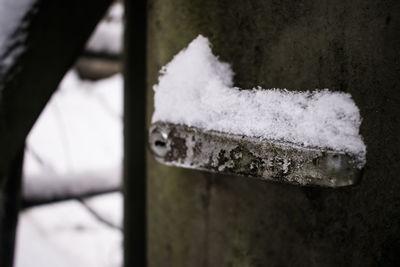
149,122,362,187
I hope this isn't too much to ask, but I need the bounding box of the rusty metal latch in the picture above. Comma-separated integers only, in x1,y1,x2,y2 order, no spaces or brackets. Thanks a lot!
149,122,362,187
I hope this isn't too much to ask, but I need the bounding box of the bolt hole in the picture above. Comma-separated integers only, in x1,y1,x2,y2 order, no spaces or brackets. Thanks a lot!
155,140,166,147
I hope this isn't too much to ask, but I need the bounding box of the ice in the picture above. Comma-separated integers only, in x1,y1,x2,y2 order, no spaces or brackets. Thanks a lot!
152,35,366,163
23,70,123,201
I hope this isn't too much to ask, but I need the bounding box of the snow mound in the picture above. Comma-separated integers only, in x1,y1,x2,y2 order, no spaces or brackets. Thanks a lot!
152,35,366,163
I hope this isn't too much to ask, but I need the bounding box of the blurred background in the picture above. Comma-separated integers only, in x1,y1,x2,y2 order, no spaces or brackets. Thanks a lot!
13,1,123,266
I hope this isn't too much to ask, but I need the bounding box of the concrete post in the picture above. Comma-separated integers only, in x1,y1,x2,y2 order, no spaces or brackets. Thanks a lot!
146,0,400,266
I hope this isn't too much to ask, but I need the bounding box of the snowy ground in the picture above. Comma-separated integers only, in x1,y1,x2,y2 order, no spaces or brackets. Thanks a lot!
23,70,123,202
14,192,123,267
16,67,124,266
17,70,123,265
86,1,123,56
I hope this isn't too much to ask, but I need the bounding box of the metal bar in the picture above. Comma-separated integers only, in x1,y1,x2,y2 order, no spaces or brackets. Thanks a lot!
149,122,363,187
123,0,147,266
0,149,24,267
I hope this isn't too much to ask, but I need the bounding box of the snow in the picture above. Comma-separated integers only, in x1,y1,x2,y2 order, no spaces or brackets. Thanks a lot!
107,2,124,19
86,2,123,55
0,0,36,74
14,200,122,267
152,35,366,163
83,192,123,229
23,70,123,201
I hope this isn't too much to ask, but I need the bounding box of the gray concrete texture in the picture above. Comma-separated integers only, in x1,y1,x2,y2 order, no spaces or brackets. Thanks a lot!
146,0,400,266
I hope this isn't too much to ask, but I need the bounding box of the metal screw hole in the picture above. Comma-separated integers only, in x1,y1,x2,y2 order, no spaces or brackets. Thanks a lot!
155,140,166,147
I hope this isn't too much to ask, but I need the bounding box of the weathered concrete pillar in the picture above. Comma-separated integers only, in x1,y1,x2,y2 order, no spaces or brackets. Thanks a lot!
146,0,400,266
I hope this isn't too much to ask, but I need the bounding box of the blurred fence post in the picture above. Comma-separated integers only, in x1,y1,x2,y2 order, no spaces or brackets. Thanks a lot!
0,0,113,265
123,0,148,266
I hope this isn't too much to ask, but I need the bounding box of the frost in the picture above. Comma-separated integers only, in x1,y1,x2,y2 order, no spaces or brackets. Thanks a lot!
152,35,366,162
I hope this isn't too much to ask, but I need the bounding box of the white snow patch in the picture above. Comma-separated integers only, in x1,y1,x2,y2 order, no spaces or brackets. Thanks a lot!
83,192,123,229
86,2,123,55
0,0,36,73
14,200,122,267
23,70,123,200
152,35,366,163
107,2,124,19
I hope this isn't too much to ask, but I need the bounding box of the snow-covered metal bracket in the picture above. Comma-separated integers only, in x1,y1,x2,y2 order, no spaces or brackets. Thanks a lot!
149,122,362,187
